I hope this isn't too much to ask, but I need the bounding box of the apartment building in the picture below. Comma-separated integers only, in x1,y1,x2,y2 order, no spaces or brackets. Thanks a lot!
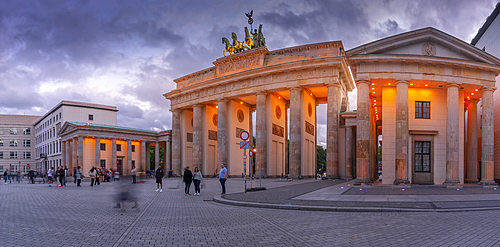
0,115,40,173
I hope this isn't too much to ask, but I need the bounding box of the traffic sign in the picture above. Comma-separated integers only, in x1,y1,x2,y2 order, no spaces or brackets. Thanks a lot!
240,130,249,141
240,141,250,149
249,150,253,157
27,164,30,168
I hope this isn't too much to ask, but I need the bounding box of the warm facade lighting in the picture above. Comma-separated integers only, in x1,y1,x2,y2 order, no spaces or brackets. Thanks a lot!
410,83,413,86
471,93,474,96
278,96,281,99
475,89,479,91
467,97,470,100
373,100,376,102
372,91,375,94
425,84,428,87
310,93,313,96
216,105,218,108
371,83,375,85
372,88,375,90
240,101,243,104
388,83,391,86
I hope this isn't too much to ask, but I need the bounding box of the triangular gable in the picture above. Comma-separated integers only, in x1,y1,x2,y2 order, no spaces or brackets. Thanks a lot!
347,27,500,66
58,122,77,135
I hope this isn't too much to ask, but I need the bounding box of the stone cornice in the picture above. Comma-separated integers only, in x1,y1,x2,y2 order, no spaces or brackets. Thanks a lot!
164,56,351,102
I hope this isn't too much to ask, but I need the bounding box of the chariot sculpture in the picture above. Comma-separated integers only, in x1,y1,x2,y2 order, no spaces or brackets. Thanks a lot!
222,10,266,56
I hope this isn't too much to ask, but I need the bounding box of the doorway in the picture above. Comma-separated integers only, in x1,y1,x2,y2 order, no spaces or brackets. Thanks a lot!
412,139,433,184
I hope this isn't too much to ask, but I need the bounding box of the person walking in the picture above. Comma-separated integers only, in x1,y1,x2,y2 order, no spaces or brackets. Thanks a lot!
89,167,96,187
57,166,64,188
193,167,203,196
95,168,100,186
63,166,68,186
183,167,193,195
73,168,77,184
155,165,164,192
219,163,227,195
4,170,9,184
47,167,54,187
131,166,137,184
76,166,83,187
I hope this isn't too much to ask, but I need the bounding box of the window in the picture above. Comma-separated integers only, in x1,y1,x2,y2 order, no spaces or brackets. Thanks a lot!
132,145,136,152
10,140,17,147
0,166,3,172
415,101,430,119
0,128,3,134
100,143,106,151
23,140,31,147
10,128,17,135
117,144,121,151
132,160,135,167
414,141,431,172
0,140,3,146
10,152,17,159
0,152,3,159
23,128,31,135
59,113,61,119
100,160,106,168
23,152,31,159
89,114,94,121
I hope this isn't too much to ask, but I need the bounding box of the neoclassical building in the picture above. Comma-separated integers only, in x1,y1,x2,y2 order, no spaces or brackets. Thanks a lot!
165,27,500,185
58,122,171,176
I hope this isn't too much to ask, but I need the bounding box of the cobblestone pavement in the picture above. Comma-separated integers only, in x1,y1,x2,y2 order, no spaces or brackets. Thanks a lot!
2,178,500,246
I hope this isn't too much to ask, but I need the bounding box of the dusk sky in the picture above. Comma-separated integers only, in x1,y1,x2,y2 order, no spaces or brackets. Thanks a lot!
0,0,498,146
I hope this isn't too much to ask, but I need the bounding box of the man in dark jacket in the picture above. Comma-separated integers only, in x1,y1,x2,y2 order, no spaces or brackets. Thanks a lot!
183,167,193,195
155,165,164,192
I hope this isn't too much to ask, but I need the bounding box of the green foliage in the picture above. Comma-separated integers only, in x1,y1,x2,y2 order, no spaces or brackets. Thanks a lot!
149,146,165,171
316,145,326,171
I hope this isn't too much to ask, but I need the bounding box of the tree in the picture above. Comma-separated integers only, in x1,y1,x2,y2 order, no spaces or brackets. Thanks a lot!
316,145,326,171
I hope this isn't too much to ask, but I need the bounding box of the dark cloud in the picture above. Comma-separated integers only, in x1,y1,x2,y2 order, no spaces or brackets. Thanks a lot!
0,0,497,132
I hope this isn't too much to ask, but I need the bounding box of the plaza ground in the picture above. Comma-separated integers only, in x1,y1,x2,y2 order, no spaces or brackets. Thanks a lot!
2,177,500,246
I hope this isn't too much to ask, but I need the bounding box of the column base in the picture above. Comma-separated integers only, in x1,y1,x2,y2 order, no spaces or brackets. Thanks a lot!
443,179,461,186
480,179,497,186
393,179,410,185
326,175,340,179
465,178,479,184
354,178,372,186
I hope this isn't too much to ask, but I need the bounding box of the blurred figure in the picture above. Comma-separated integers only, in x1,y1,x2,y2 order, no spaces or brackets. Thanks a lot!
63,166,68,186
4,169,9,184
183,167,192,195
114,177,138,210
57,166,64,188
95,168,100,186
73,168,77,184
76,166,83,187
89,167,96,187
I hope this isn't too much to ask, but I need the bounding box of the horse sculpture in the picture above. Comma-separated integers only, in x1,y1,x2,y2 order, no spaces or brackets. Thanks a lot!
222,37,235,56
257,24,266,48
244,27,256,49
231,32,249,53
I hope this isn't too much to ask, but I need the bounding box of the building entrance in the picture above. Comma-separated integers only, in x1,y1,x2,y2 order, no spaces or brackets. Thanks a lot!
413,141,433,184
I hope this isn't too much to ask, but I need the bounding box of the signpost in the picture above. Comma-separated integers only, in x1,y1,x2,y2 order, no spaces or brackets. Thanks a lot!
239,131,250,193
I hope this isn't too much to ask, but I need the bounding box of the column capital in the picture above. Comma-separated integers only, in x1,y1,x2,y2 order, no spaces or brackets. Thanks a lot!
355,80,370,86
192,104,204,108
256,91,268,96
481,86,495,92
466,98,480,103
445,83,460,89
216,98,228,103
395,80,410,85
288,87,302,92
326,83,341,88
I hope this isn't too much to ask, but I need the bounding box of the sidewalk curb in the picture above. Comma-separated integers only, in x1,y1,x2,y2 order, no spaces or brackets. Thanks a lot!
213,195,500,213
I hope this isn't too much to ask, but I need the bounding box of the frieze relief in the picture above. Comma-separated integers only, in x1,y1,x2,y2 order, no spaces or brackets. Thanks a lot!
218,56,260,75
272,123,284,137
305,121,315,136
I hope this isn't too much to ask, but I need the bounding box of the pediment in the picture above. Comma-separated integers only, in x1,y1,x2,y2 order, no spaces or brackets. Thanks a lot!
58,122,76,135
347,27,500,66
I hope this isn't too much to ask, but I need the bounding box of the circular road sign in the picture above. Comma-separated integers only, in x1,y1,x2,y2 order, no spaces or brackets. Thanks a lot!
240,131,249,141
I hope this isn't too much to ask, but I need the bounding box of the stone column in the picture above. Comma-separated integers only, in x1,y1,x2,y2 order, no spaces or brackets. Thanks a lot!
481,87,495,185
166,135,171,171
217,100,228,168
444,83,460,185
394,80,410,185
155,141,159,170
61,141,66,168
345,126,354,179
127,140,132,176
141,141,147,174
172,109,181,175
95,137,101,168
466,99,479,183
256,93,267,177
112,138,117,171
327,83,340,178
355,81,371,185
66,140,72,172
249,107,255,178
72,137,77,170
77,136,83,170
289,87,302,178
284,104,289,175
192,105,203,170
